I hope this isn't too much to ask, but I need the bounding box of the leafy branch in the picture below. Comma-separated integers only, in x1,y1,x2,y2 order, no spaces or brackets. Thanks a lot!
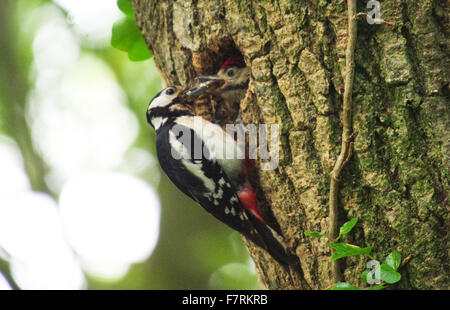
306,217,403,290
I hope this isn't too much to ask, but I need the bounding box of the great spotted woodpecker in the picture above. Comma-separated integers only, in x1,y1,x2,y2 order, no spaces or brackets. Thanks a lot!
146,85,298,270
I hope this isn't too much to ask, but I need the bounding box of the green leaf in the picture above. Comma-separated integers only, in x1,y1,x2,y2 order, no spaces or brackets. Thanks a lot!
128,37,152,61
111,17,139,51
330,282,361,290
304,230,324,238
330,243,372,261
361,269,370,284
337,217,358,240
111,17,151,61
117,0,134,17
380,263,402,284
385,251,401,270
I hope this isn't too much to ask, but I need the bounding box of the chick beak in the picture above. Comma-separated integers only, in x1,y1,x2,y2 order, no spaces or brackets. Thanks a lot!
195,74,222,82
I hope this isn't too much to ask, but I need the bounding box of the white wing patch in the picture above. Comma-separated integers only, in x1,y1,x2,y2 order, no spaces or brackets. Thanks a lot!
174,116,245,180
182,159,215,192
168,130,216,193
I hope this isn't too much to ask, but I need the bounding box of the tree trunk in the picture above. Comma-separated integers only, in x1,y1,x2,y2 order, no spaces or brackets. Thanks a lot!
131,0,449,289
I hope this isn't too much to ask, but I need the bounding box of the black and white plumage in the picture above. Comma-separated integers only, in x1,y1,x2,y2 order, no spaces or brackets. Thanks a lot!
146,86,298,269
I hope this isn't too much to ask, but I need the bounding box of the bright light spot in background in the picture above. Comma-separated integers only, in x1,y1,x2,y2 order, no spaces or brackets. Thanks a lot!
0,273,12,290
32,16,80,75
0,137,30,195
0,138,84,289
59,172,161,280
29,16,139,192
208,262,260,290
54,0,122,47
121,148,161,188
0,192,85,289
0,0,162,288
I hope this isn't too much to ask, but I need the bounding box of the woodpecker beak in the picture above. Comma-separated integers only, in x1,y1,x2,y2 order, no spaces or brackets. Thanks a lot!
184,78,224,98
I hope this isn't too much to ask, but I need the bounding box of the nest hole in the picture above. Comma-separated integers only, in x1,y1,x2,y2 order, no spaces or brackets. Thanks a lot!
191,40,249,126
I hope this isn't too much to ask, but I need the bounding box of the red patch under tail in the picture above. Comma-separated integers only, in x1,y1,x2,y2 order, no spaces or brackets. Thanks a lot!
238,184,263,222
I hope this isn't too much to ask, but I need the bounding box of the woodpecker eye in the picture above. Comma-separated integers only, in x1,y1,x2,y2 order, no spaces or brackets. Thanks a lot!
227,69,235,77
166,88,176,95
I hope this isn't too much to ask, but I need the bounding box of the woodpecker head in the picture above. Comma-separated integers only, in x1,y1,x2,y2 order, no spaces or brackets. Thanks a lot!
147,82,223,131
196,55,250,104
147,86,185,131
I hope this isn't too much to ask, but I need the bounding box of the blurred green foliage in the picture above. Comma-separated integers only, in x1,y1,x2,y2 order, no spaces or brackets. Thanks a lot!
0,0,259,290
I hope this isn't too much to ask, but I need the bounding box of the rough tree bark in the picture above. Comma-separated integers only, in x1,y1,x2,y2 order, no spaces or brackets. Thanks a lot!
131,0,449,289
